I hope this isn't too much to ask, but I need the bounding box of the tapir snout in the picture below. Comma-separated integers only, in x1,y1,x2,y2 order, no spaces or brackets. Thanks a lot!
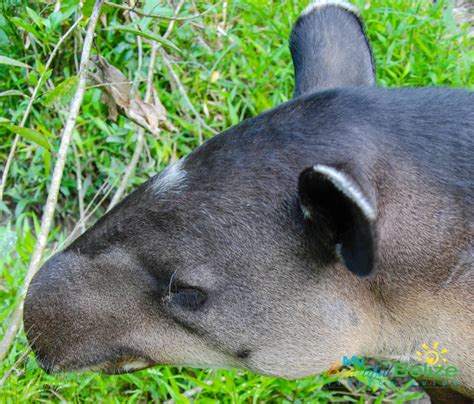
24,251,157,373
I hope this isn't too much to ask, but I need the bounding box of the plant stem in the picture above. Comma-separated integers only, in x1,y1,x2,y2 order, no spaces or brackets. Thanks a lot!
108,0,185,209
160,49,218,135
0,17,82,202
0,0,103,362
103,1,216,21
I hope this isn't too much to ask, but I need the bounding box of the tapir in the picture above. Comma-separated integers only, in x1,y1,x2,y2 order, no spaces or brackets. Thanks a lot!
24,1,473,402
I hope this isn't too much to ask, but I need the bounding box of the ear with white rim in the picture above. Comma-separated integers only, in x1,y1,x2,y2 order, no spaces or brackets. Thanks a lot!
290,0,375,97
298,164,377,277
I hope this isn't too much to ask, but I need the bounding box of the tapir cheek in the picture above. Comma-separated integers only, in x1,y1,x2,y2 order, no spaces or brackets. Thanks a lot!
319,299,359,330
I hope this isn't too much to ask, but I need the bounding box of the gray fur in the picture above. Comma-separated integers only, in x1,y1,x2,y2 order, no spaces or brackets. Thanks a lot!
24,3,473,402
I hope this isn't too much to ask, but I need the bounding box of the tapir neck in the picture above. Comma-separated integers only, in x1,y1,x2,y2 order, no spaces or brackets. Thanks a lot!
366,280,473,397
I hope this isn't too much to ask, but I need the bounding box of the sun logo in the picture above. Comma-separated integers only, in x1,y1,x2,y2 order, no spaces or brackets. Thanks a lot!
417,342,448,365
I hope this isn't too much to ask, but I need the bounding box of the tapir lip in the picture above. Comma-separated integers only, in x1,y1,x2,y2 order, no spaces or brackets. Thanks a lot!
84,356,155,375
100,358,155,375
33,342,155,374
37,355,155,374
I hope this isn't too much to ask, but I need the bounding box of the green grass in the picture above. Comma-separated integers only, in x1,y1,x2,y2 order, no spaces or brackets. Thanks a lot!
0,0,472,402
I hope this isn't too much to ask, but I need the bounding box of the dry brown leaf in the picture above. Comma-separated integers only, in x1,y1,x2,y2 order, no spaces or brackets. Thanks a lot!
99,58,130,108
127,99,147,125
128,100,154,128
88,55,174,136
88,56,131,115
100,92,118,121
151,87,167,117
140,102,160,128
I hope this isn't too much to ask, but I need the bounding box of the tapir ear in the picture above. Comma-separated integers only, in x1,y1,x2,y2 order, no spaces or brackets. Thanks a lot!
298,165,377,276
290,0,375,97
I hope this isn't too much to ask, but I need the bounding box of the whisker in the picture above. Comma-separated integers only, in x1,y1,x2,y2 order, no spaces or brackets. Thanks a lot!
168,269,178,298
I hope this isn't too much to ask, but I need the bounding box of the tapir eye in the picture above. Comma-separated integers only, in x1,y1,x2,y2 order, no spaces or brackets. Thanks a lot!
167,288,207,311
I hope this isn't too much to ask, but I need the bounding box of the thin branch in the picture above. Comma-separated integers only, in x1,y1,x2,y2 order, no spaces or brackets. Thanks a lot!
72,142,86,234
161,0,186,40
108,0,185,209
0,347,31,386
217,0,228,36
60,179,114,249
131,7,143,94
0,0,104,362
108,131,146,210
160,49,218,135
62,178,115,249
87,80,140,89
0,17,83,202
104,1,217,21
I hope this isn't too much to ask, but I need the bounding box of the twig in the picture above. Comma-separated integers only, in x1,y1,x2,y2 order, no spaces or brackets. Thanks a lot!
49,389,67,402
0,0,104,362
87,80,142,90
0,16,83,202
129,4,144,95
104,1,217,21
217,0,228,36
62,179,115,249
108,128,146,210
72,142,86,234
0,347,31,386
106,10,147,211
161,0,186,40
108,0,185,209
159,49,218,135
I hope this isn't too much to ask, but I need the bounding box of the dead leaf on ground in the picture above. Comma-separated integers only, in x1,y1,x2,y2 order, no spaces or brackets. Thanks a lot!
88,55,174,136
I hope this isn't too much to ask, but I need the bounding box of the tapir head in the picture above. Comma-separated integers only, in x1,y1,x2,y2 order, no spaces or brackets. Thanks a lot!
25,1,380,377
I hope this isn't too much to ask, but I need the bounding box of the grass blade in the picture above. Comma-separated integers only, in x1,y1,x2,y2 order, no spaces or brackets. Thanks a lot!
0,55,31,69
42,75,79,106
107,26,181,53
1,124,52,150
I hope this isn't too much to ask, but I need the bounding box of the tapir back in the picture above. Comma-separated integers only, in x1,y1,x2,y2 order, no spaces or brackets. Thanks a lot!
263,86,473,198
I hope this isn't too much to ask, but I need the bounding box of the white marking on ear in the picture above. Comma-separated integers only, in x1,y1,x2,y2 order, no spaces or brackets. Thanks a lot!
152,159,186,194
313,164,376,220
302,0,359,16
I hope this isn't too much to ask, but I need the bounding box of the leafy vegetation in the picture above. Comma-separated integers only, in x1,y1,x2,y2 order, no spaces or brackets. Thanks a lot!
0,0,472,402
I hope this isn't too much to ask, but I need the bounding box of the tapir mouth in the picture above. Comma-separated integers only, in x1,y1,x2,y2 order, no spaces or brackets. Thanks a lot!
91,357,154,375
35,350,154,375
38,357,154,375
